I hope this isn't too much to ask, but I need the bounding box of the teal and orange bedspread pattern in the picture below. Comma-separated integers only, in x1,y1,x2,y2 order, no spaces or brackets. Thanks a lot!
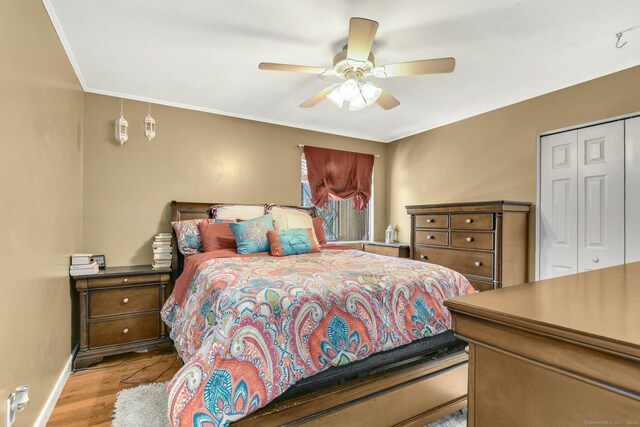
161,249,473,426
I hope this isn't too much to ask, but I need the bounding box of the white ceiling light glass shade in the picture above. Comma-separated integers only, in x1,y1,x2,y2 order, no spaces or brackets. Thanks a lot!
339,78,360,102
327,80,382,111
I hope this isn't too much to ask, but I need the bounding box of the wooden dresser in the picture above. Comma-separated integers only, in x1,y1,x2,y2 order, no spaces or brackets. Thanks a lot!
445,263,640,426
406,201,531,291
73,265,173,369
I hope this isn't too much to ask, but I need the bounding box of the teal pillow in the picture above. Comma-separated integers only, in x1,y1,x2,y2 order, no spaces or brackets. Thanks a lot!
267,228,320,257
230,214,274,254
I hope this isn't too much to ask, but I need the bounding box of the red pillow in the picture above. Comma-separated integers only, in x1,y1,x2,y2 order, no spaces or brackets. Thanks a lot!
312,216,327,244
199,221,237,252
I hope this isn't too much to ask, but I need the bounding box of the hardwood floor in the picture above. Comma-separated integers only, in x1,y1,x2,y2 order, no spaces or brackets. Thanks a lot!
48,348,182,427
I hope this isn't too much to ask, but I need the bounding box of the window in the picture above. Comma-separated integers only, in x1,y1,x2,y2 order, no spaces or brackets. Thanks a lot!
301,154,372,241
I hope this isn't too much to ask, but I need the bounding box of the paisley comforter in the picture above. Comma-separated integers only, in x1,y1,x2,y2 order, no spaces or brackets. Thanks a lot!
161,249,473,426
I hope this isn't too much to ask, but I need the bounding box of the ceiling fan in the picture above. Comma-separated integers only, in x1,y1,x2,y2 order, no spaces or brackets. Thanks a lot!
258,17,455,111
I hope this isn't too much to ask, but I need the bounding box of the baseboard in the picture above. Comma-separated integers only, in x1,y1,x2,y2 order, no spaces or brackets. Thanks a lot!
34,353,73,427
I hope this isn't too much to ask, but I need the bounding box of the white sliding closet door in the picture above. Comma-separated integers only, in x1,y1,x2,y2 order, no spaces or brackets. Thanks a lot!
626,117,640,264
576,122,625,272
539,131,578,279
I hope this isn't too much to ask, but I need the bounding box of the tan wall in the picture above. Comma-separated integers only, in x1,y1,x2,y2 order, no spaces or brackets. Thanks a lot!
387,65,640,280
82,93,387,266
0,0,84,425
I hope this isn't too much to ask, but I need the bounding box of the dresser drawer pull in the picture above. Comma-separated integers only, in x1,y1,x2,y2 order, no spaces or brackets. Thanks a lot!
426,219,434,223
466,237,474,242
123,297,129,304
420,254,428,260
426,235,434,240
122,278,128,284
466,218,473,224
474,261,483,267
123,328,130,334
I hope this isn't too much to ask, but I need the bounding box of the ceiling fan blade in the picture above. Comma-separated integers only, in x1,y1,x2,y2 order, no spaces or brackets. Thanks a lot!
376,89,400,110
381,58,456,77
300,85,336,108
347,18,379,62
259,63,327,75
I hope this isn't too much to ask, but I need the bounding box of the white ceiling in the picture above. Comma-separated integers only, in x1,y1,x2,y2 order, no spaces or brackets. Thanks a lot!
45,0,640,142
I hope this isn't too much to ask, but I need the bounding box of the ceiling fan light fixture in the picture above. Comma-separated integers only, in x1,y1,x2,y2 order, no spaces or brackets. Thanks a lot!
327,86,345,108
361,81,382,105
339,78,360,102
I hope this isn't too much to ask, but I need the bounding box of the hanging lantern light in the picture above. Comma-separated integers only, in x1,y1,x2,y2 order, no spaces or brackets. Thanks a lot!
115,99,128,145
144,103,156,141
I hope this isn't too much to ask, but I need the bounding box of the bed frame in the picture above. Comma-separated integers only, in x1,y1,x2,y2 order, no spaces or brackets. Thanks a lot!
170,201,468,426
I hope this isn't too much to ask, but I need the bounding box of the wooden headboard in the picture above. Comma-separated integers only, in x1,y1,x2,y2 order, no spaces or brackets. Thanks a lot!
170,201,317,277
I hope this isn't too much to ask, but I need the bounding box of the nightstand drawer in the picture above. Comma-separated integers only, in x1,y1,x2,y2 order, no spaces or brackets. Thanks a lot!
89,286,160,318
88,274,164,288
89,314,159,348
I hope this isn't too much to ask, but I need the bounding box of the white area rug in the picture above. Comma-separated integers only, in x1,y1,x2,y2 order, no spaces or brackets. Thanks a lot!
113,382,170,427
112,381,467,427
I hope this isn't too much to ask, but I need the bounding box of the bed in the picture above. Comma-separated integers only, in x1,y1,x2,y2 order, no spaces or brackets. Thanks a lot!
164,201,474,427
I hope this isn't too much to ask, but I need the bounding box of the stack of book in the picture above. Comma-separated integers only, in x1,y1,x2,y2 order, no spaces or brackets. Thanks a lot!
152,233,172,269
70,254,99,276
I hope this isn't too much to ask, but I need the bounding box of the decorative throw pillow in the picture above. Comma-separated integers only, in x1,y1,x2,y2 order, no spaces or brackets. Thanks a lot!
269,206,320,246
211,204,266,221
268,228,320,257
171,219,207,255
229,214,274,254
312,216,327,245
199,221,237,252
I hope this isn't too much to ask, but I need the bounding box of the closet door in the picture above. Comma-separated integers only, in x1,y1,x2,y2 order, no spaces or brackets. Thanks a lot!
626,117,640,264
577,122,625,272
539,131,578,279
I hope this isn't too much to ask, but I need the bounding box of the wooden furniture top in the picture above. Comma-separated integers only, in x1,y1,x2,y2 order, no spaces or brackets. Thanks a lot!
445,262,640,358
406,200,531,214
72,265,171,279
363,241,410,248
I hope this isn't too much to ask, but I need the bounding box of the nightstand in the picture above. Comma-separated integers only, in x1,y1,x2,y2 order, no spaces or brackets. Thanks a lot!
72,265,173,370
362,241,410,258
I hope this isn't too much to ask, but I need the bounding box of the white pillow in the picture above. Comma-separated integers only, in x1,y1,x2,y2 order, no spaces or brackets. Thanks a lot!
211,204,266,221
270,206,320,246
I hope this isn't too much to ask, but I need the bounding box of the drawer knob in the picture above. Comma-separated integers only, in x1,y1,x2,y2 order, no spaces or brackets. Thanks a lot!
466,218,473,224
592,256,599,263
426,235,433,240
123,328,129,334
420,254,428,260
123,297,129,304
426,218,434,223
475,261,482,267
122,278,128,283
466,237,474,242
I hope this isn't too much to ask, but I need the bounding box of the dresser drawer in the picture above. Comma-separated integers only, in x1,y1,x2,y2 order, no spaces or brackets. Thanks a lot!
88,274,164,288
415,214,449,229
451,232,494,250
415,230,449,246
89,285,160,318
467,279,494,292
414,247,494,279
89,313,160,348
451,213,494,230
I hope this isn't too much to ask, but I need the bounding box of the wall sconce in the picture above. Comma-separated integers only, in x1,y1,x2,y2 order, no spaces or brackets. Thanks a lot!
115,98,128,145
145,103,156,141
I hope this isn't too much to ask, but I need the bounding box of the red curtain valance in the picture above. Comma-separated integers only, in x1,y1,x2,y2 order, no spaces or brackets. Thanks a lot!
304,145,374,211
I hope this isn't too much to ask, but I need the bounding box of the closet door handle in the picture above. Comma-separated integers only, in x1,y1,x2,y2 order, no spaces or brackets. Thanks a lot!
592,256,600,263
